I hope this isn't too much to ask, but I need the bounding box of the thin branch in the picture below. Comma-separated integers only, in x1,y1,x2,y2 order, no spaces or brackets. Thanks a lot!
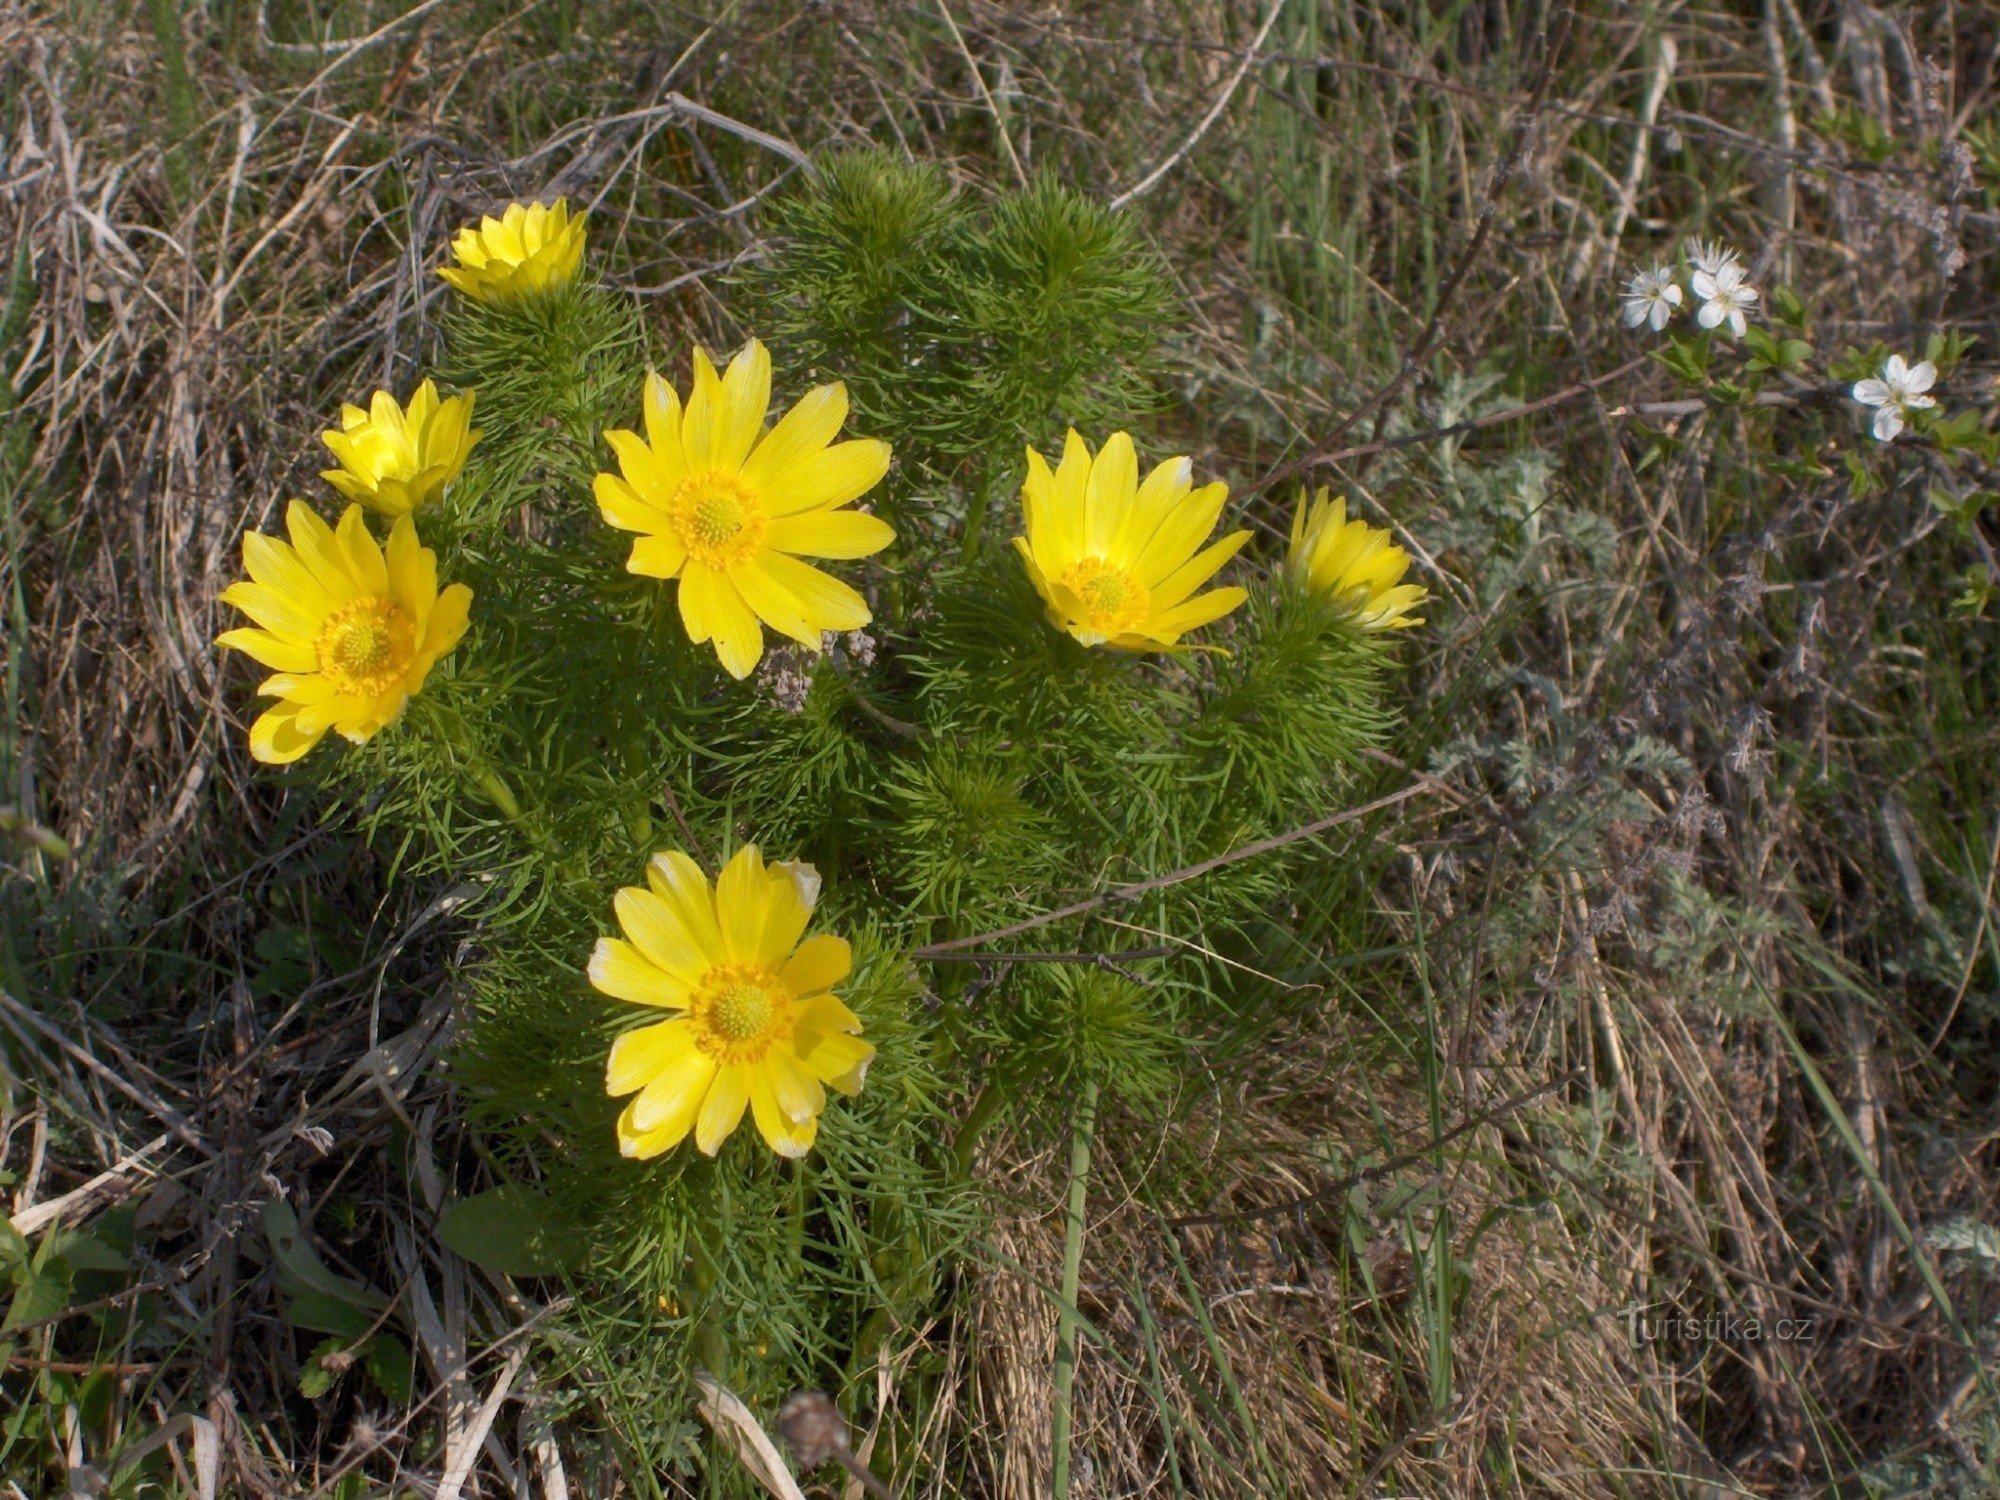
912,783,1430,958
1246,354,1650,492
1254,2,1576,498
922,945,1175,966
1167,1070,1583,1227
936,0,1027,186
1110,0,1289,211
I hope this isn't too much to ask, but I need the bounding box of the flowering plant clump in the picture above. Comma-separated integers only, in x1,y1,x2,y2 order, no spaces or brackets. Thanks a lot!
1611,231,2000,614
211,161,1427,1434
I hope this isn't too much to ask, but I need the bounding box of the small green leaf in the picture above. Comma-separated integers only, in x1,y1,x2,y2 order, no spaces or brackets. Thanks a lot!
45,1229,128,1276
436,1185,586,1277
285,1292,377,1339
299,1336,348,1399
364,1333,415,1405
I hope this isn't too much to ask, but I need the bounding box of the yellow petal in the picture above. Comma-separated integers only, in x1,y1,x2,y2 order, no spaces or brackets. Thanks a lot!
678,563,765,678
257,671,339,704
606,1016,699,1097
749,1066,820,1158
794,990,863,1036
763,439,891,517
714,845,772,963
1022,445,1082,578
742,382,848,491
796,1025,873,1096
750,554,869,634
588,937,691,1008
1132,481,1229,586
595,471,668,535
605,428,673,505
1146,586,1247,640
1083,431,1138,556
334,505,389,597
423,584,472,658
729,557,821,649
247,703,326,764
241,531,335,619
1053,429,1093,508
284,501,361,601
618,1050,716,1154
647,851,725,959
694,1064,751,1155
755,867,813,967
641,372,690,487
763,509,895,560
680,348,728,472
1111,455,1197,561
781,935,852,996
385,515,436,623
628,534,689,579
710,338,771,474
220,581,322,644
1150,529,1250,611
216,626,316,672
614,887,709,984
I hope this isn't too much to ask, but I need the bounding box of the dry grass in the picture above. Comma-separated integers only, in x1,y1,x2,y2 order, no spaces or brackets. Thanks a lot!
4,1,1999,1496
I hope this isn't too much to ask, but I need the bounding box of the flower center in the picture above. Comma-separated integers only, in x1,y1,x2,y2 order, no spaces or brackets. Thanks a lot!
689,962,793,1063
671,470,767,568
315,597,418,698
1060,557,1152,634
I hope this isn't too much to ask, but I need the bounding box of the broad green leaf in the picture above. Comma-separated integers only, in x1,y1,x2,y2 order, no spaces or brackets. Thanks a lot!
260,1200,388,1313
285,1292,376,1339
436,1185,586,1277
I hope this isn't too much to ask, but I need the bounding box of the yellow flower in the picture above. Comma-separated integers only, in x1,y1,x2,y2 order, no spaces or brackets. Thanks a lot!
319,379,479,517
591,845,873,1160
216,503,472,764
1013,430,1249,650
1286,488,1427,630
438,199,588,304
592,338,894,679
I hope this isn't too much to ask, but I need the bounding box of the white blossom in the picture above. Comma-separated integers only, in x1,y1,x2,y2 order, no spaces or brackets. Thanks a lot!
1852,354,1938,442
1621,265,1683,331
1691,264,1758,339
1686,238,1744,282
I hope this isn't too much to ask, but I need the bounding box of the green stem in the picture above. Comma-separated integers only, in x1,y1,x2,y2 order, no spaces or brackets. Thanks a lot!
950,1081,1006,1178
1050,1077,1099,1500
689,1210,727,1383
960,469,994,560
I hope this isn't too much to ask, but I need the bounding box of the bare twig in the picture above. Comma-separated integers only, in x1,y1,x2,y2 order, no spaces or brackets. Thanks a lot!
1167,1071,1583,1227
913,783,1429,958
1110,0,1289,210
